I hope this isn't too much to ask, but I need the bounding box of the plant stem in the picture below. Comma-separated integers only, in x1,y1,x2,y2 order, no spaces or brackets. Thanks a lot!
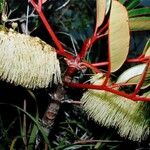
23,99,27,150
74,139,123,144
64,81,150,101
29,0,73,60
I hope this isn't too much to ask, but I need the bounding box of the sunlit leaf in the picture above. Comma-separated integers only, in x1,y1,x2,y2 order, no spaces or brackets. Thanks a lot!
128,7,150,18
96,0,106,27
117,64,146,83
117,63,150,89
126,0,141,10
145,47,150,56
106,0,112,15
109,0,130,72
129,17,150,31
144,91,150,98
144,39,150,57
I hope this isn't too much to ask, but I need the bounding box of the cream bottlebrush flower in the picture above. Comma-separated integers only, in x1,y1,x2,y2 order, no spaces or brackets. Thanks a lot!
0,30,61,88
81,74,150,141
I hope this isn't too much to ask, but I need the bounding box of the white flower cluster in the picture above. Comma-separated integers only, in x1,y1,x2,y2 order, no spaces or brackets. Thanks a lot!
0,30,61,88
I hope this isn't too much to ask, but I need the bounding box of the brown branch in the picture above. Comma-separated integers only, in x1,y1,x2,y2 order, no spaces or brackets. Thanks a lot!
35,84,65,149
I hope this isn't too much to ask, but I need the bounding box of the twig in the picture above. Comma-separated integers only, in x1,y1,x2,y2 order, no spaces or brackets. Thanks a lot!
61,99,82,105
23,99,27,150
55,0,70,11
74,139,123,144
25,5,30,34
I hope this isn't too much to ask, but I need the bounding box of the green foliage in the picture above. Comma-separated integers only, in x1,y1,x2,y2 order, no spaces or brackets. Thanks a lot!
128,7,150,17
119,0,126,5
126,0,141,10
0,0,4,13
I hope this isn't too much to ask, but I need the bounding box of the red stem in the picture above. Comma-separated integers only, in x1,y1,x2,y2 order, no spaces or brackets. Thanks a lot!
29,0,73,60
38,0,42,11
80,62,101,74
64,81,150,102
92,62,109,67
78,36,96,60
78,21,109,61
127,55,149,63
96,21,109,36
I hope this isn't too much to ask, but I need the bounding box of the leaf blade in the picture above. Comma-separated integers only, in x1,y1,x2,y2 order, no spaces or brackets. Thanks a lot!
128,7,150,18
116,64,146,83
126,0,141,10
96,0,106,27
109,0,130,72
129,17,150,31
143,39,150,56
118,0,126,5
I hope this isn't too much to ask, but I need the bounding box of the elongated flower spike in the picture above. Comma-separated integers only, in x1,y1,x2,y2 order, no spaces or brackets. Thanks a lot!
81,73,150,141
0,29,61,88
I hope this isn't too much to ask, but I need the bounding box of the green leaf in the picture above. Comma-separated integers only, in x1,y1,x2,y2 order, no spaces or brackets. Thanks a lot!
0,0,4,13
128,8,150,18
143,39,150,56
0,103,51,149
28,125,39,150
129,17,150,31
109,0,130,72
126,0,141,10
118,0,126,5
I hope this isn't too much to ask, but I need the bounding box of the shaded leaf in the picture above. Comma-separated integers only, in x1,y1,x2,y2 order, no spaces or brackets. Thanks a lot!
118,0,126,5
143,39,150,56
129,17,150,31
128,7,150,18
96,0,106,27
126,0,141,10
109,0,130,72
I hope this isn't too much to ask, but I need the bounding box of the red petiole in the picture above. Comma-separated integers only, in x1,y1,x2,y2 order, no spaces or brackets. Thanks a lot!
64,81,150,101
